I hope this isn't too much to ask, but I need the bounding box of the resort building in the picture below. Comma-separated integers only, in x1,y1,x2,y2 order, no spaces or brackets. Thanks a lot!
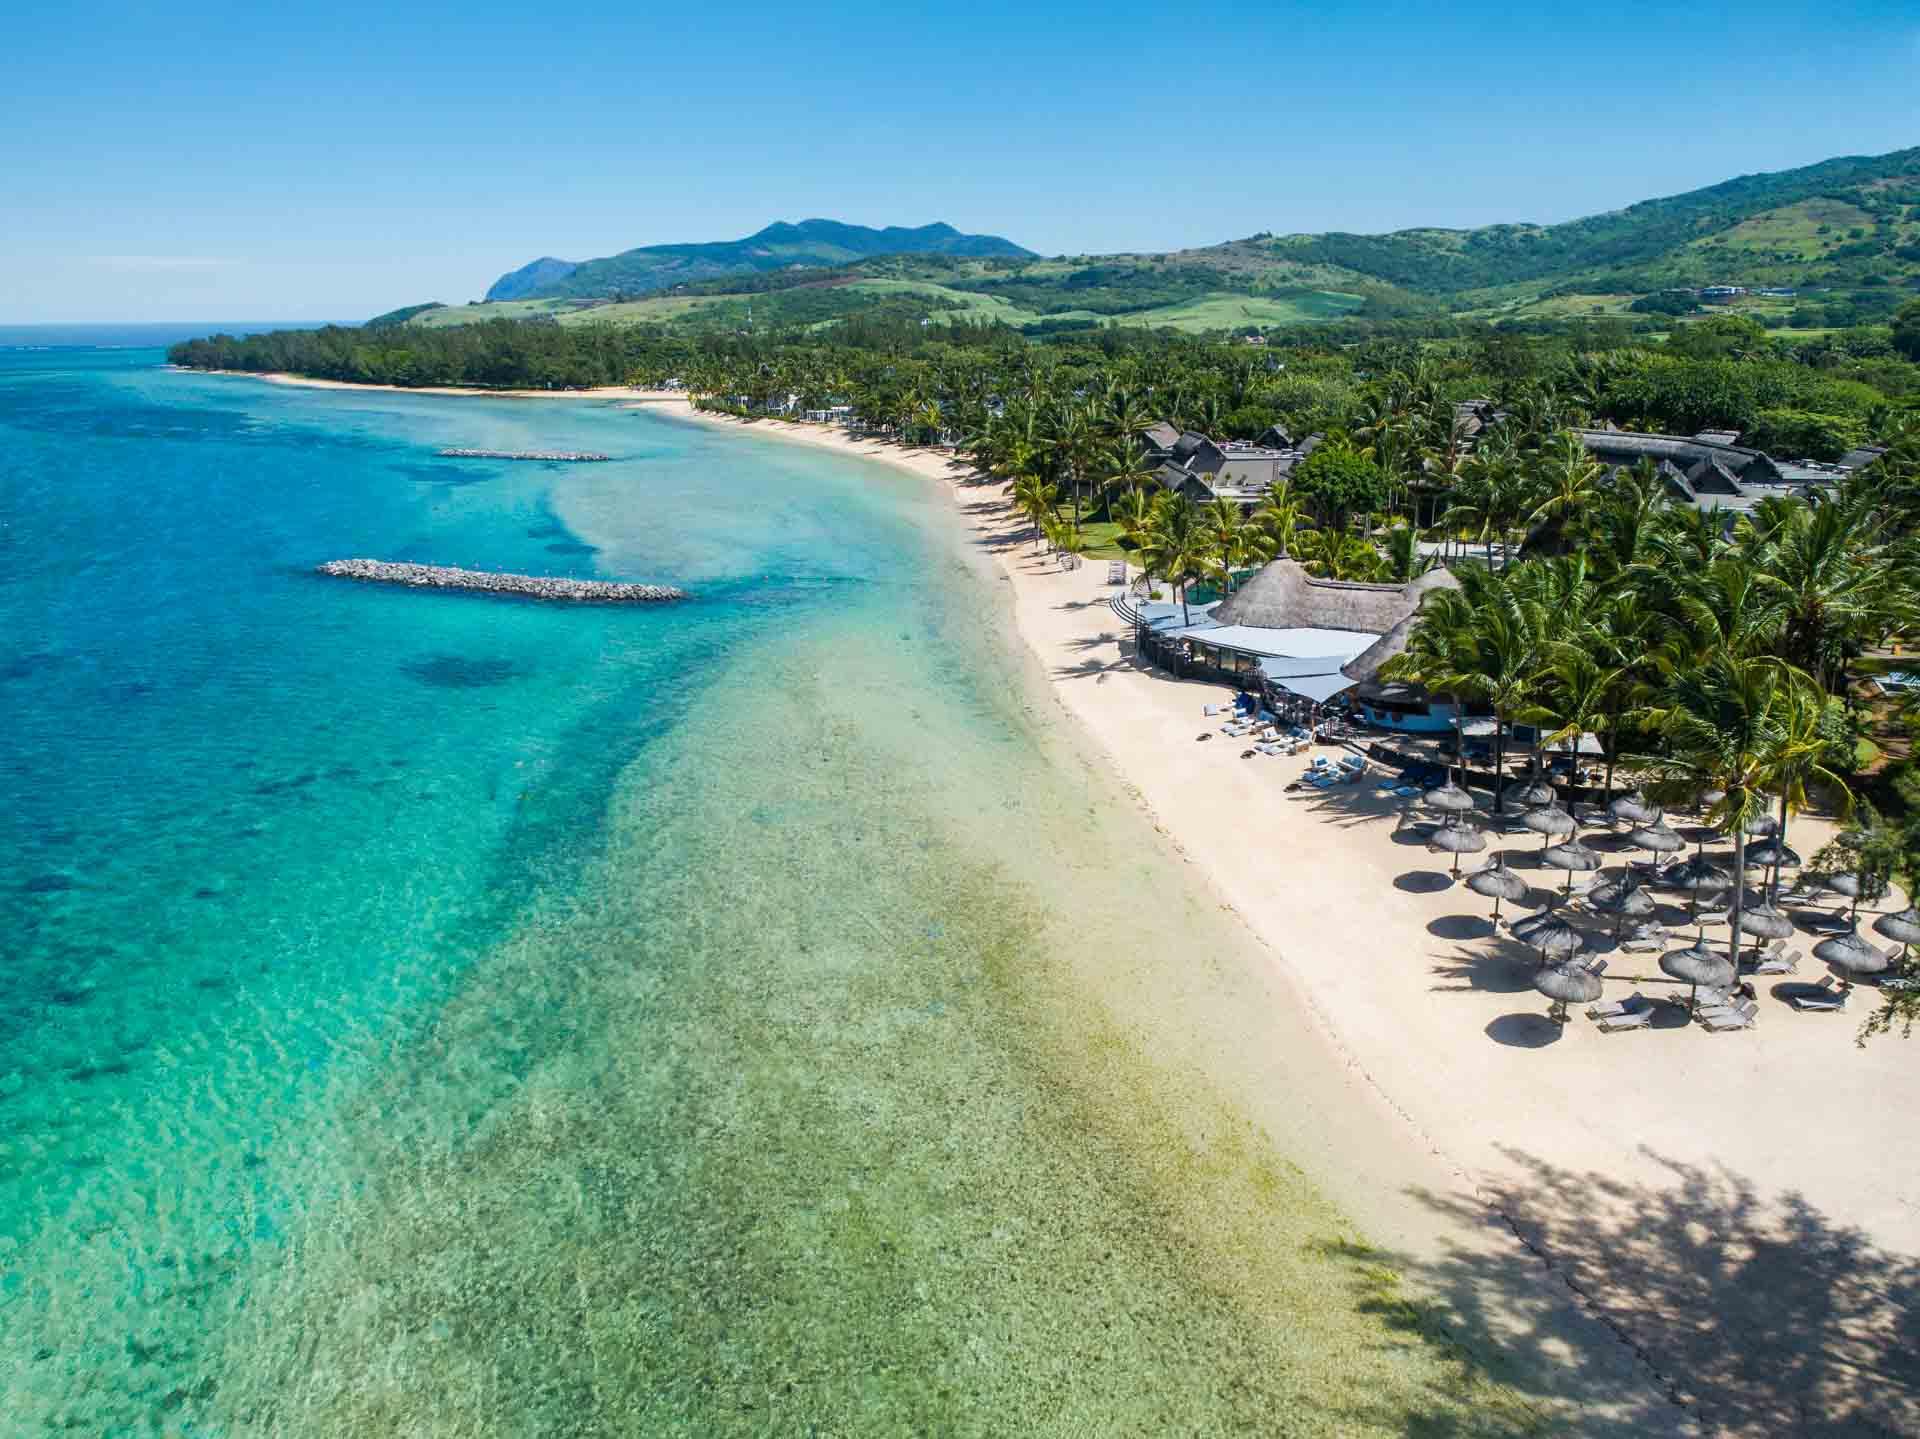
1140,424,1319,507
1572,427,1810,517
1125,557,1460,722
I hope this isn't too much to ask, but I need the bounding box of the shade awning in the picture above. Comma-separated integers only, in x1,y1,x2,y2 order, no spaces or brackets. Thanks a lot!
1258,661,1357,704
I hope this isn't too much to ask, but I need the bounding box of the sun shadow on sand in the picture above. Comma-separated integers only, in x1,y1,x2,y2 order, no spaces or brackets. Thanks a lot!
1368,1150,1920,1436
1431,946,1536,995
1429,913,1495,940
1485,1012,1562,1047
1396,870,1455,895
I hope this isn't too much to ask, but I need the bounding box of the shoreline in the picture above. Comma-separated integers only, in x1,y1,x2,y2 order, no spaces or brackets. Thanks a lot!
186,368,684,402
662,402,1920,1434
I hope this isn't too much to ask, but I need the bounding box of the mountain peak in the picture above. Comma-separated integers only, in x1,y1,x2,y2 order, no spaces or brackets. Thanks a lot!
486,220,1032,302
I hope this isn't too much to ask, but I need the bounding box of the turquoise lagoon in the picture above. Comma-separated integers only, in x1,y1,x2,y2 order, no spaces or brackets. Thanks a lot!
0,351,1529,1433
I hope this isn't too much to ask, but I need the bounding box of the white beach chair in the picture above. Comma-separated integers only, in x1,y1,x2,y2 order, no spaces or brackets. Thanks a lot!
1787,976,1848,1012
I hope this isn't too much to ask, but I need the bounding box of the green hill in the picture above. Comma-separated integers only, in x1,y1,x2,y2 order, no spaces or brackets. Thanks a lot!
483,219,1034,302
407,148,1920,337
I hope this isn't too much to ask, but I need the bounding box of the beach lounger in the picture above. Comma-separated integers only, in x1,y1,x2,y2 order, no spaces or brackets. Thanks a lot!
1748,949,1801,976
1619,934,1663,954
1787,976,1847,1012
1581,956,1608,977
1597,1006,1655,1032
1587,992,1649,1021
1698,999,1759,1032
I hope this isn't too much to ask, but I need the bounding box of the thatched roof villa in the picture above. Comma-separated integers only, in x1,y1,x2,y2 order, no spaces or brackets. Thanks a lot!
1128,558,1459,717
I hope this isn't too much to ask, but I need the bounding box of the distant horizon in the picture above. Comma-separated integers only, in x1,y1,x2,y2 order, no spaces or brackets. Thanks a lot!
6,0,1917,322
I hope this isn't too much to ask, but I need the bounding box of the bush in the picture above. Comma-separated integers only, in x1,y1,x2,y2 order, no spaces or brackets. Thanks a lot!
1744,408,1867,461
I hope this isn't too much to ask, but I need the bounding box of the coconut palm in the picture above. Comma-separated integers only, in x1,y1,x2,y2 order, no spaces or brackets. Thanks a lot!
1201,498,1275,595
1135,495,1214,625
1637,651,1808,970
1384,569,1552,813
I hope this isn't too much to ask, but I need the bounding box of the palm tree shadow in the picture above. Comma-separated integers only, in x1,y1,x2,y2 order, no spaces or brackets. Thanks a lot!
1357,1150,1920,1436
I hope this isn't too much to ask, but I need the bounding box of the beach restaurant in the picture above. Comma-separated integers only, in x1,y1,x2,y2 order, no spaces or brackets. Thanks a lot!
1127,559,1461,725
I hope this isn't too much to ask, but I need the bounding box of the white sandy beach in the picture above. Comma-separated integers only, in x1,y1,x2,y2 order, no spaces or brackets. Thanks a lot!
664,403,1919,1437
196,370,684,402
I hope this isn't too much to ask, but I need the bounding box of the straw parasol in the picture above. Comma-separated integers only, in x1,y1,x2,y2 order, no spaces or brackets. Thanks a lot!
1736,897,1794,943
1524,915,1586,964
1661,938,1736,1013
1726,811,1781,839
1628,823,1684,857
1591,883,1657,936
1427,820,1487,877
1466,861,1530,924
1812,871,1867,923
1508,907,1560,940
1609,793,1661,827
1425,782,1476,816
1666,853,1730,916
1814,927,1889,988
1523,805,1576,846
1534,961,1602,1022
1505,778,1557,809
1744,839,1800,869
1872,906,1920,960
1540,841,1602,895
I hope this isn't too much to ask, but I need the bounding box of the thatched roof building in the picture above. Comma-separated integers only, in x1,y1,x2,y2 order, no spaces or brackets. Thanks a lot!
1212,558,1458,636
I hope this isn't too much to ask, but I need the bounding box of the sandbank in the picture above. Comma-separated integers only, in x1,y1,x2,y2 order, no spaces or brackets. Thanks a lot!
663,402,1920,1437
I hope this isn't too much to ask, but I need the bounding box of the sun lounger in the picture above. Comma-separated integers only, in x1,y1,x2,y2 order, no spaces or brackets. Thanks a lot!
1620,934,1663,954
1701,1007,1756,1032
1748,949,1801,976
1597,1006,1655,1032
1587,991,1649,1021
1787,976,1847,1012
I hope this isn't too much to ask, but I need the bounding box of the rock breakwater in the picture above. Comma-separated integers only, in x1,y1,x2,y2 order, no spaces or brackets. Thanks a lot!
317,560,686,602
437,448,612,462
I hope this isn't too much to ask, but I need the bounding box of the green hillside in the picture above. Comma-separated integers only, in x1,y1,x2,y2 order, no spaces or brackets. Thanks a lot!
398,148,1920,338
484,219,1033,302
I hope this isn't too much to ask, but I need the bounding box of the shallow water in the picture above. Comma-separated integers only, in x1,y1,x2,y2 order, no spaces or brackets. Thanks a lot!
0,354,1531,1433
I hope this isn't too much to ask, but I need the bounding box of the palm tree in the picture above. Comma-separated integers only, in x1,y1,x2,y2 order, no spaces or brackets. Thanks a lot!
1094,440,1158,521
1385,570,1552,813
1527,430,1606,536
1011,474,1059,554
1136,495,1214,625
1201,498,1274,595
1638,651,1808,972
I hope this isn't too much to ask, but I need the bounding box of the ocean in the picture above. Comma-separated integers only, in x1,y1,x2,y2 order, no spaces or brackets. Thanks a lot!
0,349,1526,1433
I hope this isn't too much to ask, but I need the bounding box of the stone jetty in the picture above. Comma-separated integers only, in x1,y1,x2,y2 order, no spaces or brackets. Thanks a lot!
318,560,685,602
437,448,612,462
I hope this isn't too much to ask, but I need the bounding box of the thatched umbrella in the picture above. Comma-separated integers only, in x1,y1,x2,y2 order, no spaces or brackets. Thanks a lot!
1736,898,1794,963
1628,823,1684,858
1534,961,1602,1023
1873,906,1920,965
1814,927,1889,989
1744,839,1800,869
1587,874,1643,909
1609,793,1661,827
1812,871,1867,923
1591,883,1658,937
1725,811,1780,840
1425,782,1476,816
1427,820,1486,878
1509,907,1560,940
1525,915,1586,966
1540,841,1602,896
1466,861,1530,925
1523,805,1576,847
1666,854,1730,919
1661,939,1736,1013
1506,778,1557,809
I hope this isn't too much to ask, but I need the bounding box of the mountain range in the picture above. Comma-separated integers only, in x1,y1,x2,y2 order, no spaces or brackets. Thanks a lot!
483,220,1034,302
408,147,1920,336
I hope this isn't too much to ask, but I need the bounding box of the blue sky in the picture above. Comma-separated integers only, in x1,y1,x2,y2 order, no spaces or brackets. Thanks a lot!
5,0,1916,322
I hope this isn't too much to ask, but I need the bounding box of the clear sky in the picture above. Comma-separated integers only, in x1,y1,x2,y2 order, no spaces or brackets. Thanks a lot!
5,0,1916,322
